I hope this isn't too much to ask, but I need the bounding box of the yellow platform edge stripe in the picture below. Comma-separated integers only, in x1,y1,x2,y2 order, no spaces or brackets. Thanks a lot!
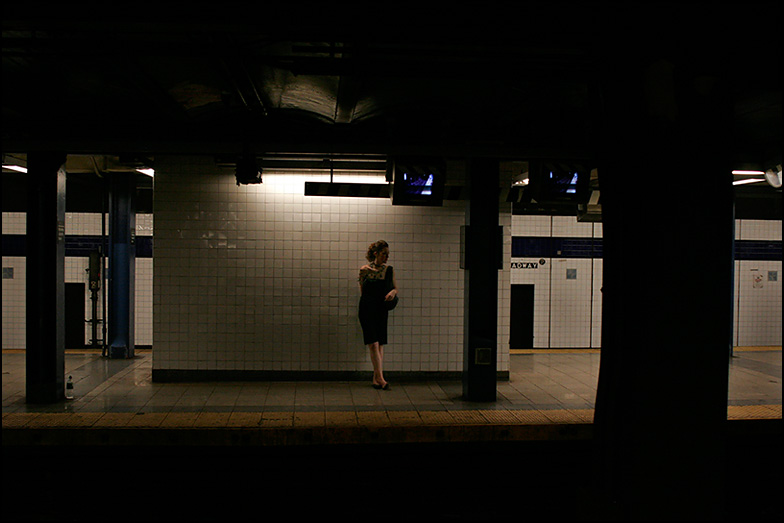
3,405,780,430
510,346,781,354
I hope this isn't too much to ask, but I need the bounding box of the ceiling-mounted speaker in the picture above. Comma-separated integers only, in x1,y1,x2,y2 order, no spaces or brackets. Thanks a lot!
235,154,262,185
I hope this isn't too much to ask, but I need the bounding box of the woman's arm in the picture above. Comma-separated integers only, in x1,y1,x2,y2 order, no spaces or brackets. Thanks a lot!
385,269,398,301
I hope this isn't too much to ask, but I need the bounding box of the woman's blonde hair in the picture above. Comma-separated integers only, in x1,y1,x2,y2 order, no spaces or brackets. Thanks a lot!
365,240,389,262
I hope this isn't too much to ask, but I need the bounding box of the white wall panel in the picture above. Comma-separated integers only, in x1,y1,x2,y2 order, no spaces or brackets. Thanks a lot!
152,155,511,375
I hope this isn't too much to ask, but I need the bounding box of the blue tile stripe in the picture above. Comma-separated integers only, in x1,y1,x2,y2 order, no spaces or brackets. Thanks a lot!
2,234,153,258
735,240,782,261
512,236,781,261
512,237,603,259
1,234,779,261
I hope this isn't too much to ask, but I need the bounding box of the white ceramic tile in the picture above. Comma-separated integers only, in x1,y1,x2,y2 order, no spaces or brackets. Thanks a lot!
151,155,510,373
1,257,26,349
3,190,780,357
738,219,782,241
509,215,781,349
1,212,26,234
736,260,783,346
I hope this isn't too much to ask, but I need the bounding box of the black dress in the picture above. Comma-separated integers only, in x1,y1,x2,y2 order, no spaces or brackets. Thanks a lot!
358,264,393,345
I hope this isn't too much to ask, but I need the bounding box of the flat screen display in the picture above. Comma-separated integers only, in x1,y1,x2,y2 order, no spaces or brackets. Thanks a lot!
548,169,580,195
390,157,445,206
403,171,435,196
527,160,589,204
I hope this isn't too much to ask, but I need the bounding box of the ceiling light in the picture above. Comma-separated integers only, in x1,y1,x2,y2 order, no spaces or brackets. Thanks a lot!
732,170,765,176
732,178,765,186
3,164,27,173
136,168,155,177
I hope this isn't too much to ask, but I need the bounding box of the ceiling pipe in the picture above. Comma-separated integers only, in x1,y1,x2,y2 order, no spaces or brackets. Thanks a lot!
238,60,268,117
210,35,269,117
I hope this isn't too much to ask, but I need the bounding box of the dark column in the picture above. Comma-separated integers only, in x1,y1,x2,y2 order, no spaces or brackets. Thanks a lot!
592,26,733,520
25,152,67,403
107,173,136,359
462,158,500,401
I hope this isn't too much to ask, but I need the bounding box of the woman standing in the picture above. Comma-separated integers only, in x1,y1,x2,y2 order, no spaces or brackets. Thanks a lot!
358,240,398,390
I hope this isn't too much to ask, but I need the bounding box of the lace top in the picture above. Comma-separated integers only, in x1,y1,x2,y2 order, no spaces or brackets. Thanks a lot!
358,262,389,288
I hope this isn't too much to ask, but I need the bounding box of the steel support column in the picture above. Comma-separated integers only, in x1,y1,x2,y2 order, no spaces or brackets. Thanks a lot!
25,152,67,403
107,173,136,359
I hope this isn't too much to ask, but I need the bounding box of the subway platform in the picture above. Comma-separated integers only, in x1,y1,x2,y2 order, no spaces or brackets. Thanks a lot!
3,348,781,521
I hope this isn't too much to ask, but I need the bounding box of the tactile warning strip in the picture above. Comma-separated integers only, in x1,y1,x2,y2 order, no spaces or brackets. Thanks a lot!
728,404,781,419
4,405,778,431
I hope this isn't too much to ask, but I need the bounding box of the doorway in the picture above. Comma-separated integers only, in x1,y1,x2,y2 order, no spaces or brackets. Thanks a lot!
510,284,535,350
65,283,85,349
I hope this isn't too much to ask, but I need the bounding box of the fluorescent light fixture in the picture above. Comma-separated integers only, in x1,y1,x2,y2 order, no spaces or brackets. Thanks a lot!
3,164,27,173
732,170,765,176
732,178,765,185
136,168,155,177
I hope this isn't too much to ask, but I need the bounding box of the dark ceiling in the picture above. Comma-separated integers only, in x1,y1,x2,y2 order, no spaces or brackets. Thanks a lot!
1,2,781,169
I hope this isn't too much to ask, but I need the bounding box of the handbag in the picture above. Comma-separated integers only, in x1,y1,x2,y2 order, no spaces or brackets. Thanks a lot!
384,266,398,311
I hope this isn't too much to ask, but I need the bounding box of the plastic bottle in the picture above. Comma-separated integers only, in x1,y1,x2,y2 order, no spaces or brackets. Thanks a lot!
65,376,74,400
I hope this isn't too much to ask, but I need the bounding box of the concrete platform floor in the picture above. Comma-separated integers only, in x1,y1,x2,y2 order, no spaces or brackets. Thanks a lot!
3,348,781,521
2,348,781,445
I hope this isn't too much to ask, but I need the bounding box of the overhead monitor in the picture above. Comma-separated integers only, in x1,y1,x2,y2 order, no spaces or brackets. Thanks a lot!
389,157,446,206
527,160,590,204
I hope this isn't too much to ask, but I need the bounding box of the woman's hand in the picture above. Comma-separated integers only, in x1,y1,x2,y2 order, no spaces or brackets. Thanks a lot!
384,289,397,301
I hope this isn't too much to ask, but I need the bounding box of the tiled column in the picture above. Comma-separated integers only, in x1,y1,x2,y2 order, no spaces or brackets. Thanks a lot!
25,152,67,403
462,158,500,401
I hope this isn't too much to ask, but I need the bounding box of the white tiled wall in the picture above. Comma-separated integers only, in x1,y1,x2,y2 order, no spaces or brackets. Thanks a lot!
2,212,26,234
734,220,782,347
551,215,594,238
3,193,778,357
2,214,26,348
498,208,512,370
549,258,594,348
737,219,782,242
511,215,603,348
64,212,103,235
1,211,153,349
511,215,781,349
1,256,26,349
152,155,511,375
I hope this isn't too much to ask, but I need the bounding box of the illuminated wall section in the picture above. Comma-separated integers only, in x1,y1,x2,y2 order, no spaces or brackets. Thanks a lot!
151,155,511,379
